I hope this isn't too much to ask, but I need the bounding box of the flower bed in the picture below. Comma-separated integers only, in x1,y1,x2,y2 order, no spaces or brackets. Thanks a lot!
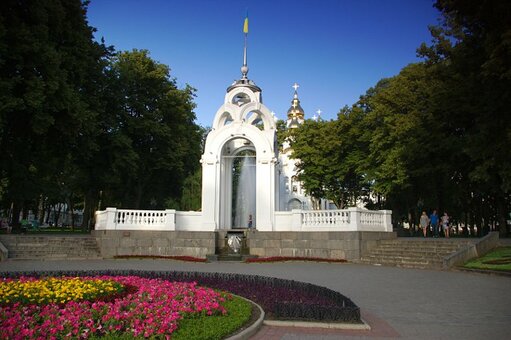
0,276,229,339
245,256,348,263
0,277,125,305
1,270,361,324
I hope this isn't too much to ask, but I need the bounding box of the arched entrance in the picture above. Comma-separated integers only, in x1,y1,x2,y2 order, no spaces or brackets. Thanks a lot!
217,138,257,229
231,149,256,228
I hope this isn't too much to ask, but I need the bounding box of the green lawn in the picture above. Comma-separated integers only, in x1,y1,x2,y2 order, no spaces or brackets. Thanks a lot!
172,295,253,340
464,247,511,272
89,295,253,340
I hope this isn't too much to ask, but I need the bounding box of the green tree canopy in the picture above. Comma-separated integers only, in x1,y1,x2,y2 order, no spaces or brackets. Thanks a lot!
0,1,203,229
0,0,111,229
100,49,202,210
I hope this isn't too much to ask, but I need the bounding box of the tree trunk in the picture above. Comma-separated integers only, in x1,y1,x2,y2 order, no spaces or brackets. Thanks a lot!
54,204,62,227
135,180,144,209
496,195,508,237
10,201,21,232
81,190,97,231
68,197,75,231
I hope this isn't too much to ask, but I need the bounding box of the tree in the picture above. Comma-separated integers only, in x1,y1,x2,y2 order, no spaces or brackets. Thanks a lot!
418,0,511,235
102,49,202,209
289,119,367,209
0,0,110,229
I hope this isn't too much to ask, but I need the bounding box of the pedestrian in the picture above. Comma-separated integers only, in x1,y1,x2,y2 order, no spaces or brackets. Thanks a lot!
441,212,450,238
430,210,439,237
420,211,429,237
248,214,253,229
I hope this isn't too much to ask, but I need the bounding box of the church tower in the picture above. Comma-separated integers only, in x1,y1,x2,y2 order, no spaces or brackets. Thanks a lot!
286,83,305,128
279,84,312,210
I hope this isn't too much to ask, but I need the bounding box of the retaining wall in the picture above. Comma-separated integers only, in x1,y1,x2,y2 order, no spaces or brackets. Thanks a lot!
92,230,215,258
93,230,397,260
443,231,499,268
243,231,397,260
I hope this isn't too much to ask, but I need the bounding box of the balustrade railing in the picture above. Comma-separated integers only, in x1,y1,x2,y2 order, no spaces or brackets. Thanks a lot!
301,210,350,228
115,210,166,228
94,208,176,230
95,207,392,232
360,211,383,226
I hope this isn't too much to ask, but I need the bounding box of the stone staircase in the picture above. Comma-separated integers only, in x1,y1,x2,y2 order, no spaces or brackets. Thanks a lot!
359,238,475,269
0,234,102,260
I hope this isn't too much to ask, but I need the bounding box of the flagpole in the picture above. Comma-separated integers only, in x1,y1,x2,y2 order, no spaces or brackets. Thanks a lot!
242,13,249,79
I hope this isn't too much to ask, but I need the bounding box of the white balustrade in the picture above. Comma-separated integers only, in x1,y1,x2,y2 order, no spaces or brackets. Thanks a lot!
95,207,392,232
95,208,177,230
301,210,350,228
116,210,166,229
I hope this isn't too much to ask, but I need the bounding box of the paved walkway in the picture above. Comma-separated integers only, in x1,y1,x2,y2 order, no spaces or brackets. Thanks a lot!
1,259,510,339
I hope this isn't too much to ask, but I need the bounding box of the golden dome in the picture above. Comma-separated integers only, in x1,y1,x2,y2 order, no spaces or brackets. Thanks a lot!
286,83,305,128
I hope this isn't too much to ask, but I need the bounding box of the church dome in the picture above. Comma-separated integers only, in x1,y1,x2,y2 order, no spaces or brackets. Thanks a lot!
286,84,305,128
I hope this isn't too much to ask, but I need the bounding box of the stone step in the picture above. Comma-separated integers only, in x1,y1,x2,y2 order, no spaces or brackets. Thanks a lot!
358,238,473,269
217,254,244,261
376,245,463,251
362,252,445,259
371,248,458,254
0,235,101,260
370,245,462,250
10,245,100,250
377,242,466,248
377,242,468,249
359,260,440,269
378,241,470,247
361,255,444,264
9,255,103,260
359,256,443,266
8,249,101,255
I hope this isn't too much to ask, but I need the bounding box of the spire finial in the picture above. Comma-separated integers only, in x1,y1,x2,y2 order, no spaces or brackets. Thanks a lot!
292,83,299,98
241,12,249,79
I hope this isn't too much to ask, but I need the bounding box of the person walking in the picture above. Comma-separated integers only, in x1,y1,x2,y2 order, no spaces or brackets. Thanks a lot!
420,211,429,237
430,210,439,238
441,212,450,238
248,214,253,229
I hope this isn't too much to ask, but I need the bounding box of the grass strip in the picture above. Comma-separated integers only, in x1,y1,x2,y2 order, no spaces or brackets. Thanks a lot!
463,247,511,272
172,295,252,340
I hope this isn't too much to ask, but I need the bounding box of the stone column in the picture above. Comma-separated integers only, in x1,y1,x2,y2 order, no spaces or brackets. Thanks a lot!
348,207,361,231
103,208,118,230
291,209,302,231
255,157,275,231
164,209,176,230
201,157,218,230
380,210,393,232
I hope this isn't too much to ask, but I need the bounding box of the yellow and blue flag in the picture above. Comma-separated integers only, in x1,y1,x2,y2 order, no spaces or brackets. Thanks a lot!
243,12,249,34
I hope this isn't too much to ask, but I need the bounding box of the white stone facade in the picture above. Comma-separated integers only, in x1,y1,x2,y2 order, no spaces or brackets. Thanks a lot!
200,80,278,231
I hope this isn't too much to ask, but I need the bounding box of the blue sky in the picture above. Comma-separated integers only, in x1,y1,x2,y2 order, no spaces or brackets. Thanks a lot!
86,0,441,126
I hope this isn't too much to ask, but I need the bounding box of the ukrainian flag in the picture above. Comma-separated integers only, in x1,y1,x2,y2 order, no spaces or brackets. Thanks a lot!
243,13,249,34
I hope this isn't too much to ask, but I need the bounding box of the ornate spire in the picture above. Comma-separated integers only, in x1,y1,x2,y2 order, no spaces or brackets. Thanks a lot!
227,13,261,93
